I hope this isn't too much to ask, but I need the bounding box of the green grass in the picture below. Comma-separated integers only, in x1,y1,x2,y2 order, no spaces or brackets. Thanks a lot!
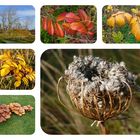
41,49,140,134
0,95,35,134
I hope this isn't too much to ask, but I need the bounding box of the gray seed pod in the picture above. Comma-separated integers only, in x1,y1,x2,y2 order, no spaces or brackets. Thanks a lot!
59,56,136,122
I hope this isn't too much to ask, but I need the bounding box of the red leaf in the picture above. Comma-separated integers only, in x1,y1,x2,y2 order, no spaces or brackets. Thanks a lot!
78,9,90,21
54,22,64,37
47,19,54,35
84,21,94,30
87,31,94,36
62,23,77,35
56,12,67,22
42,17,47,31
65,12,80,23
70,22,87,34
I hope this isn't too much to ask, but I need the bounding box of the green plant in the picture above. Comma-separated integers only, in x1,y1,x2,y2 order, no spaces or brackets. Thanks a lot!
112,31,124,43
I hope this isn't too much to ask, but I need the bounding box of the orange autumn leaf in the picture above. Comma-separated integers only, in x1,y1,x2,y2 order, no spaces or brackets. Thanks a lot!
54,22,64,37
87,31,94,36
56,12,67,22
42,17,47,31
85,21,94,30
62,23,77,35
78,9,90,21
70,22,87,34
47,19,54,35
65,12,80,23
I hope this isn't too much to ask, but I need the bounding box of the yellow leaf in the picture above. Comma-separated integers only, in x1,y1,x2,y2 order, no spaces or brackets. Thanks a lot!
0,68,10,77
16,54,25,60
4,51,11,58
16,54,26,65
15,76,21,81
0,55,5,60
11,62,18,68
5,60,12,66
18,64,22,70
18,60,26,66
13,69,19,75
26,72,35,81
14,80,21,88
25,67,33,73
22,77,29,86
1,64,10,69
18,72,24,78
131,8,139,14
0,51,11,61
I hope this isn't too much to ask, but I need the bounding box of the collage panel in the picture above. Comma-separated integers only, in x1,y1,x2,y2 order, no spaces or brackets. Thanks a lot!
0,5,35,43
41,49,140,134
0,49,35,90
0,95,35,134
41,5,97,43
102,5,140,43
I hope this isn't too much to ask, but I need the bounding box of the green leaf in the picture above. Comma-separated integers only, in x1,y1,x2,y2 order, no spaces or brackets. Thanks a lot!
112,31,124,43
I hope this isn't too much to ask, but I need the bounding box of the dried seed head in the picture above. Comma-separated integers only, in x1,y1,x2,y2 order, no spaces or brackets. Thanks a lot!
64,56,135,121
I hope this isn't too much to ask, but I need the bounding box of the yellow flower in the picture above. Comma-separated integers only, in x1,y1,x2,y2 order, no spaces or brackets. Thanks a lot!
106,5,113,12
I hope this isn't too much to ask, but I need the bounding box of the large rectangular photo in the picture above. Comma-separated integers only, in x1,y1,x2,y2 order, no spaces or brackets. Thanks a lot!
41,49,140,134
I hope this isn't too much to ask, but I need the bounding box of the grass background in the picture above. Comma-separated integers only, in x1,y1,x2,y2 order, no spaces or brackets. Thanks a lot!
0,95,35,134
41,49,140,134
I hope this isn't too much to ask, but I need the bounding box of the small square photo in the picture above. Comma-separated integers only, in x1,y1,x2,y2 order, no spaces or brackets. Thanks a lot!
41,6,96,43
0,95,35,134
0,49,35,89
102,5,140,43
0,5,35,43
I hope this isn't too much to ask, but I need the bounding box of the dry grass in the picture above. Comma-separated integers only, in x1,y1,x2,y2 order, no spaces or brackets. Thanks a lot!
41,49,140,134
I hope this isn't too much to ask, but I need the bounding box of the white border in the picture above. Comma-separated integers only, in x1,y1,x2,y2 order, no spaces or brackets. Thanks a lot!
0,0,139,140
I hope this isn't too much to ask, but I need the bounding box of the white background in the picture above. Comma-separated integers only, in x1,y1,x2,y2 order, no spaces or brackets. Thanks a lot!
0,0,140,140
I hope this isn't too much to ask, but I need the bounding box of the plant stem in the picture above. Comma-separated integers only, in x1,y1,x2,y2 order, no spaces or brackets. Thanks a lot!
99,122,109,134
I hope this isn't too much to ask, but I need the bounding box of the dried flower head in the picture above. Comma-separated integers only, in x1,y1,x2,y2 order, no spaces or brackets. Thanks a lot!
62,56,136,122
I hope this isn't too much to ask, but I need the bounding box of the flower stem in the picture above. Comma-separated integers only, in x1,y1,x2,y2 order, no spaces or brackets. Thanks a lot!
99,122,109,134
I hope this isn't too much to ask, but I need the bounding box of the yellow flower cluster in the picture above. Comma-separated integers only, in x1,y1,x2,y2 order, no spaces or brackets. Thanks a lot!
0,51,35,88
